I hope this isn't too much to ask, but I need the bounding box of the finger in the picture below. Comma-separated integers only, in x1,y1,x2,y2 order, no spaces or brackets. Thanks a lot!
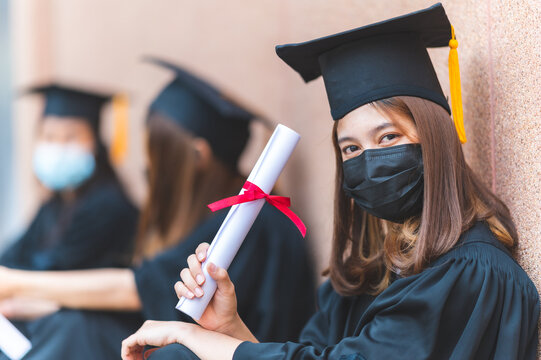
195,242,210,262
187,254,205,286
174,281,195,300
122,335,144,360
180,268,204,297
207,262,235,296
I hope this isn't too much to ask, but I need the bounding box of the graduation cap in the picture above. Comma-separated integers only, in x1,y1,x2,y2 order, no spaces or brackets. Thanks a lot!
276,3,466,143
144,56,259,169
25,84,130,164
25,84,112,131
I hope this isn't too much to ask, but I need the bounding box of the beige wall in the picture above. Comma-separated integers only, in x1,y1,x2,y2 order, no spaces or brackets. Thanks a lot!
10,0,540,349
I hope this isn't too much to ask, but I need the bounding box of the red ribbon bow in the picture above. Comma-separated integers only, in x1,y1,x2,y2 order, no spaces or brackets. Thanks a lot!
207,181,306,237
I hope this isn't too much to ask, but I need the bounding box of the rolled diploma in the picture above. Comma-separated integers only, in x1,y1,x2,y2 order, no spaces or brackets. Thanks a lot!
176,124,301,320
0,314,32,360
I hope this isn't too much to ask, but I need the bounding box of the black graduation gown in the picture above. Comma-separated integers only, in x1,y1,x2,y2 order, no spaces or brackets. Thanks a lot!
0,179,141,360
0,179,139,270
134,203,316,342
232,222,540,360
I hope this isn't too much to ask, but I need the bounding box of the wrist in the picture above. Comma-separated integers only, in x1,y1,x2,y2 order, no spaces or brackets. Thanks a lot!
1,268,19,297
215,313,243,338
174,321,197,345
10,269,32,296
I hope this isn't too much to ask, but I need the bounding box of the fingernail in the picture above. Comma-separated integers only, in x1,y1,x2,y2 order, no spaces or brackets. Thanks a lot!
197,252,205,261
186,291,195,299
196,274,205,285
195,287,204,297
207,263,216,272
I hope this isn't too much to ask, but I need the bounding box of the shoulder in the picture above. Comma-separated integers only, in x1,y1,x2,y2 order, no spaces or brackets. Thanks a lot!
423,222,538,302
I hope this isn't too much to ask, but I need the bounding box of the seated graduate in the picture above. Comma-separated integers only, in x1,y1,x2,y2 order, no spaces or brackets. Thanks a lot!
0,58,315,360
0,84,138,318
120,5,540,360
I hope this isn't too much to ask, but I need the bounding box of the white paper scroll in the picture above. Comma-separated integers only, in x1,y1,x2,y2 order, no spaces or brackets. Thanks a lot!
0,314,32,360
176,124,301,320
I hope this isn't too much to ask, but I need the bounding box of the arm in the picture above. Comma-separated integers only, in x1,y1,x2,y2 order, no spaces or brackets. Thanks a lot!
0,266,141,311
122,321,244,360
0,297,60,320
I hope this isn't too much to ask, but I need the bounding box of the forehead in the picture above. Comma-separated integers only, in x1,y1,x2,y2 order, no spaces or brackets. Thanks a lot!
42,116,91,128
337,105,390,135
40,116,95,136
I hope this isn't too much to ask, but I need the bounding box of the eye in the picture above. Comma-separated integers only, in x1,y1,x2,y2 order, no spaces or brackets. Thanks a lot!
379,133,400,144
342,144,360,155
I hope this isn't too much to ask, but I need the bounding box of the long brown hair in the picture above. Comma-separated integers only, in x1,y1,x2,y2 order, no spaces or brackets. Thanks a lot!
328,96,517,296
134,112,243,261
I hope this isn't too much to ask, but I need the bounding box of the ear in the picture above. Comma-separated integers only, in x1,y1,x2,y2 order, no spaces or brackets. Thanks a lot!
192,137,213,170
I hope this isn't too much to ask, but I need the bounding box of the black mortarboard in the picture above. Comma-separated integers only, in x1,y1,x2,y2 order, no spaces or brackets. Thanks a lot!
145,56,257,169
276,3,454,122
25,84,112,132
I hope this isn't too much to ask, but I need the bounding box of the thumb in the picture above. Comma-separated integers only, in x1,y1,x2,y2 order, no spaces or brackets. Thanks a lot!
206,262,235,296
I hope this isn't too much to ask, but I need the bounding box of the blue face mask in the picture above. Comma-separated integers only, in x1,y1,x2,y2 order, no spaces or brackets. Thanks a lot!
32,142,96,191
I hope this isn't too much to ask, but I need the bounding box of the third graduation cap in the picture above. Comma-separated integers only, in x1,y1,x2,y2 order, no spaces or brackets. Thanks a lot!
276,3,466,143
145,57,258,169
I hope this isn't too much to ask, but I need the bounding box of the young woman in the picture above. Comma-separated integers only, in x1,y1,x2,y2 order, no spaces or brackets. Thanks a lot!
0,85,138,319
0,59,314,360
121,5,539,360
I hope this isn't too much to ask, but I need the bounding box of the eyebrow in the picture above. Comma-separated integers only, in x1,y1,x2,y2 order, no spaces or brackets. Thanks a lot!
337,122,395,144
337,136,356,144
369,122,394,137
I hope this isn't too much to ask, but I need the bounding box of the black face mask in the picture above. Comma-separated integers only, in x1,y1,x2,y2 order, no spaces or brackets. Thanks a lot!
342,143,424,223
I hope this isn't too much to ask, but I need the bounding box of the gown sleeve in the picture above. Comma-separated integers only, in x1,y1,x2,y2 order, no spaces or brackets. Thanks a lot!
293,280,335,350
233,241,540,360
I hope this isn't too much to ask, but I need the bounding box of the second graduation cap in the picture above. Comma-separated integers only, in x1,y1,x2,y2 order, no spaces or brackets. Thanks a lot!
25,84,113,132
276,3,466,143
145,57,257,169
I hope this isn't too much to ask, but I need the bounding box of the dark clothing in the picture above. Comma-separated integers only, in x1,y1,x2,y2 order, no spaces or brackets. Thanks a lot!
134,203,316,342
0,179,138,270
0,202,315,360
0,179,141,360
0,310,142,360
233,222,539,360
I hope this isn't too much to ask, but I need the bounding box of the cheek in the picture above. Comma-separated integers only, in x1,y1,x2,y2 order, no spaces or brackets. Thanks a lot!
72,131,97,153
83,141,97,154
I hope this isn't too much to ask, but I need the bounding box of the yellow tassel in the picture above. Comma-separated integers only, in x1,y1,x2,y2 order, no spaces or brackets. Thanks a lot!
111,93,129,165
448,25,467,144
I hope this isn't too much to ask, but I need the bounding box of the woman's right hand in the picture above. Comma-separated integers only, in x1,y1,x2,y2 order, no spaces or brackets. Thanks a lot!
175,242,241,336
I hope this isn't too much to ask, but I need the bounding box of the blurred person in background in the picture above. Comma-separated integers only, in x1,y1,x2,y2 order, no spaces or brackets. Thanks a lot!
121,5,539,360
0,58,315,360
0,84,139,319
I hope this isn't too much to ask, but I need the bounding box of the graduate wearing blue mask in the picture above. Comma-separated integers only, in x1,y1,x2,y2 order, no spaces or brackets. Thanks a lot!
0,85,138,271
0,85,141,360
